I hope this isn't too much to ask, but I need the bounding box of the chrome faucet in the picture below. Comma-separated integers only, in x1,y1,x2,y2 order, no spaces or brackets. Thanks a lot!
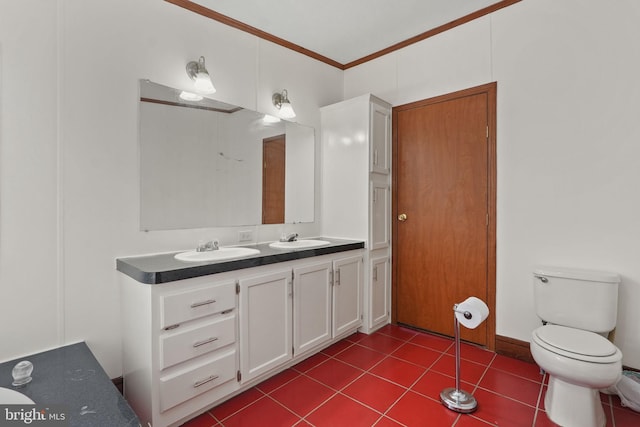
196,240,219,252
280,233,298,242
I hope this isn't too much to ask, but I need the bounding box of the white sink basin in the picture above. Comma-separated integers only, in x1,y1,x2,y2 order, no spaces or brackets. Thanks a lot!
175,247,260,262
269,239,330,249
0,387,34,404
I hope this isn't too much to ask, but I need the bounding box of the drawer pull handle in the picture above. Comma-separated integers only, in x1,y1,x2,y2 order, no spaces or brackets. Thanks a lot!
193,337,219,348
193,374,219,388
190,299,216,308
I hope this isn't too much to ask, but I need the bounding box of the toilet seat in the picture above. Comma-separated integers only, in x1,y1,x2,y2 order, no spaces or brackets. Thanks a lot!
532,325,621,364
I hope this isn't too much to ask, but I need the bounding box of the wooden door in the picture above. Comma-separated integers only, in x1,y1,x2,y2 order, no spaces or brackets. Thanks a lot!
262,135,286,224
393,83,496,347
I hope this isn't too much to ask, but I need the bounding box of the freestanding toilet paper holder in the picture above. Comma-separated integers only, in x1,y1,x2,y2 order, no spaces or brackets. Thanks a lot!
440,304,478,413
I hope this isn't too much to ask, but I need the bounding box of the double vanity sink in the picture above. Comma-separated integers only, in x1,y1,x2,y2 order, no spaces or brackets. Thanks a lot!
173,239,330,263
117,237,362,285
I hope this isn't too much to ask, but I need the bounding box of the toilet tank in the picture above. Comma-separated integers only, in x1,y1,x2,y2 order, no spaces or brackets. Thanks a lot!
533,266,620,333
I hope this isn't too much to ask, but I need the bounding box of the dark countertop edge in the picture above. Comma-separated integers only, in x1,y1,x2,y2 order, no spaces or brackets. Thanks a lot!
117,239,364,285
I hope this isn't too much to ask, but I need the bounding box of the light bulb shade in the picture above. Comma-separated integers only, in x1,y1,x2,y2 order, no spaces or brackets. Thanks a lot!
278,101,296,119
194,72,216,94
186,56,216,94
272,89,296,119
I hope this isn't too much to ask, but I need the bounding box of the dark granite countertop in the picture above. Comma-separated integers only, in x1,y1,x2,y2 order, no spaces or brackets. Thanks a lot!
0,342,139,427
117,237,365,284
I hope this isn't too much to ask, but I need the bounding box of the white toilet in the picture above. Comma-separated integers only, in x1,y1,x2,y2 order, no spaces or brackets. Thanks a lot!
530,266,623,427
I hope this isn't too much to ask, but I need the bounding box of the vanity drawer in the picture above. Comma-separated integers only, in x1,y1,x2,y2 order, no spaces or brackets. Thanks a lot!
159,349,236,413
160,314,236,370
160,280,236,328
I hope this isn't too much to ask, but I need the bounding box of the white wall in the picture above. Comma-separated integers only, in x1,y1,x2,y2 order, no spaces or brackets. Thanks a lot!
0,0,342,377
345,0,640,368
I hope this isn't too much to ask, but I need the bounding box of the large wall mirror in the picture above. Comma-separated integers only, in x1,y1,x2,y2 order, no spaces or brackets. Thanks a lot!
139,80,315,231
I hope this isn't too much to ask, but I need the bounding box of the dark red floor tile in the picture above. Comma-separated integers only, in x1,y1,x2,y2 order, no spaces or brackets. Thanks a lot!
306,393,381,427
179,411,218,427
446,342,496,365
306,357,363,391
478,368,542,407
386,390,459,426
222,396,300,427
455,415,498,426
391,342,442,368
411,369,472,401
334,343,386,370
373,416,405,426
471,388,536,427
256,368,300,394
358,332,405,354
533,410,557,427
209,387,264,421
293,352,330,373
376,324,418,341
270,375,334,417
612,405,640,427
431,354,488,385
369,356,426,387
342,373,405,413
490,354,544,383
320,339,353,356
409,332,453,352
345,332,367,343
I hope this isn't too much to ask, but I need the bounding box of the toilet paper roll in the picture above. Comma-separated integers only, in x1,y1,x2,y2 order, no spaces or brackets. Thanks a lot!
455,296,489,329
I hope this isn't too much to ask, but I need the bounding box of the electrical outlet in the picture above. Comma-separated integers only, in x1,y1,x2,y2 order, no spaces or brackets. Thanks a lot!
238,230,253,242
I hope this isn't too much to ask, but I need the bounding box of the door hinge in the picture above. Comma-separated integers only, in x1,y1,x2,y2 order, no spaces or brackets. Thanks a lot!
486,126,489,138
486,214,489,226
237,370,241,382
361,314,364,320
236,280,240,294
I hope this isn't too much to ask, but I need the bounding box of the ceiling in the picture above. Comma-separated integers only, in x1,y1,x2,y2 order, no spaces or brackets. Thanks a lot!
169,0,518,69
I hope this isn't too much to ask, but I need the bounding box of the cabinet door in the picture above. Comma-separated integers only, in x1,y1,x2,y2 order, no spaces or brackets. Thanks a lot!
370,256,390,329
239,270,292,383
332,255,363,337
370,181,390,250
293,261,333,355
370,102,391,174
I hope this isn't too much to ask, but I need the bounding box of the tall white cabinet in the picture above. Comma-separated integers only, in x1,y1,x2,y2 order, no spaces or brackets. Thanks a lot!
321,94,392,333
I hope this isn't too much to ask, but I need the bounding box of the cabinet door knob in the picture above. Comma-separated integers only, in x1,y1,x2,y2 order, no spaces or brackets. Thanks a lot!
398,213,407,221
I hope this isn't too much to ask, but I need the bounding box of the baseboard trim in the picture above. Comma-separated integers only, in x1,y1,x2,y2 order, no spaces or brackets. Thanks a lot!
495,335,534,364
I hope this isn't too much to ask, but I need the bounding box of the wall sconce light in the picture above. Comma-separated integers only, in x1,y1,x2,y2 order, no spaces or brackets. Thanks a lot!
272,89,296,119
186,56,216,94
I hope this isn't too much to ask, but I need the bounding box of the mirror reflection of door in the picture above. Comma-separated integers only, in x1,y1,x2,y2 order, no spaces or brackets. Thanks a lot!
262,135,286,224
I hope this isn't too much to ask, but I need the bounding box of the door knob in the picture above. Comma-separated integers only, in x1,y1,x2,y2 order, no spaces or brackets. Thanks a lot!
398,213,407,221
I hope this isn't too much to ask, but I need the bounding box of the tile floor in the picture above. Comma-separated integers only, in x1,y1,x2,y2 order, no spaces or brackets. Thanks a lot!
181,324,640,427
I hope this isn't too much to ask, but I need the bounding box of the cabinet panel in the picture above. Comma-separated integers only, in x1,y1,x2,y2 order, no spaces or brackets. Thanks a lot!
370,102,391,174
159,314,236,370
293,261,332,355
371,182,390,250
370,257,390,328
239,270,292,383
332,256,363,337
159,349,236,412
160,280,236,329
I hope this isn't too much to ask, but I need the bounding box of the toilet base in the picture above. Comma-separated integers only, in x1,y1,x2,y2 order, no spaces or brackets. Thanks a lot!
544,375,606,427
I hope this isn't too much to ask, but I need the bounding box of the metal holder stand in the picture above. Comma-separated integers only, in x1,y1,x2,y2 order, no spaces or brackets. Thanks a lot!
440,304,478,413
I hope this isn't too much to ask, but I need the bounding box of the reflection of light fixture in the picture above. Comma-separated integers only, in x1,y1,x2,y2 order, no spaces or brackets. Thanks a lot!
179,91,203,102
263,114,281,123
272,89,296,119
186,56,216,94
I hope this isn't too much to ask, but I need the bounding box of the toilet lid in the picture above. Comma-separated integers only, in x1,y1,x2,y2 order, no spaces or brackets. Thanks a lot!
533,325,620,361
